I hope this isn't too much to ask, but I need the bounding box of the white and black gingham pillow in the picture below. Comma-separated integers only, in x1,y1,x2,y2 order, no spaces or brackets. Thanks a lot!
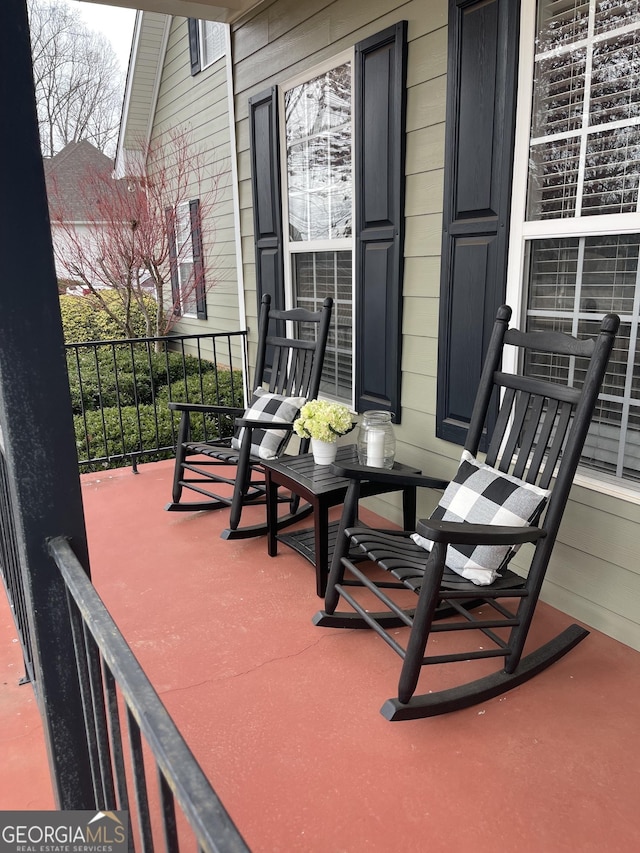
411,450,550,585
230,388,306,460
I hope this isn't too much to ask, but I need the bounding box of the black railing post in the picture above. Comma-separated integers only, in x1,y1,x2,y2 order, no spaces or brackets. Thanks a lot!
0,0,94,807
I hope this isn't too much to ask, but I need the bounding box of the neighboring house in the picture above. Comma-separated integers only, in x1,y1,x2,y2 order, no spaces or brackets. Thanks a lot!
44,140,118,286
115,0,640,652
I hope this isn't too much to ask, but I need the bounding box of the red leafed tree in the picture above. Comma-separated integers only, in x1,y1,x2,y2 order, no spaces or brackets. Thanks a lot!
48,128,222,339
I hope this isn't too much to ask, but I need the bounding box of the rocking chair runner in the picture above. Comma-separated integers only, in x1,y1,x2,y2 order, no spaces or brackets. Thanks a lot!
166,294,333,539
314,305,619,720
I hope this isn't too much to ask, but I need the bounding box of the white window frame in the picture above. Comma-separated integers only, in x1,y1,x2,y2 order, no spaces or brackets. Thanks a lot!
279,51,356,408
506,0,640,502
199,20,226,70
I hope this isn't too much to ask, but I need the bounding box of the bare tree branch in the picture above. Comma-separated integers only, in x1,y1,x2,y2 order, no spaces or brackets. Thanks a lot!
49,129,225,340
27,0,123,157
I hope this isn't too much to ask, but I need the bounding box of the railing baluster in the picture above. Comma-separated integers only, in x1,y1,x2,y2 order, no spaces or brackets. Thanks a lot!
104,665,131,812
147,339,161,459
129,339,145,468
93,342,110,462
66,589,102,805
0,451,35,684
127,708,154,853
83,625,118,808
158,772,179,853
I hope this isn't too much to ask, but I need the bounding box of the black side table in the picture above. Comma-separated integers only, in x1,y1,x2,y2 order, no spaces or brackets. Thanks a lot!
263,445,419,597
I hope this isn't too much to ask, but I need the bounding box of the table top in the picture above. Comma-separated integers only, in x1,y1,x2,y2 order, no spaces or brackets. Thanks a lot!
263,444,419,498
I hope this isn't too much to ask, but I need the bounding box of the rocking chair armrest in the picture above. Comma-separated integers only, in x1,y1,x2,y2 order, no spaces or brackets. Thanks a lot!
233,416,295,431
415,518,547,546
331,461,446,490
168,401,246,416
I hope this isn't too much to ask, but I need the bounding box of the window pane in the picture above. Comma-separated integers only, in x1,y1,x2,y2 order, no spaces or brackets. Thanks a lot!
179,262,197,315
528,238,579,311
527,0,640,221
581,234,640,313
527,138,581,219
536,0,589,52
292,251,352,402
285,64,352,242
530,50,586,138
590,30,640,126
201,21,225,67
525,235,640,481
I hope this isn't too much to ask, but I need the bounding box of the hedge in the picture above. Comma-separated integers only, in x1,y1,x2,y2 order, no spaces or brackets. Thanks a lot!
66,347,220,414
60,291,155,343
61,290,247,471
73,368,245,470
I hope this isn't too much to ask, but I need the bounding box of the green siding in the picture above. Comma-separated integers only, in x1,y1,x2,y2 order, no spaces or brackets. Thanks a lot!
228,0,640,651
151,17,242,351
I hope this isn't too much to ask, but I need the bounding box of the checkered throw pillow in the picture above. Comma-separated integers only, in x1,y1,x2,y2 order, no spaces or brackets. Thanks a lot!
411,450,550,585
230,388,306,460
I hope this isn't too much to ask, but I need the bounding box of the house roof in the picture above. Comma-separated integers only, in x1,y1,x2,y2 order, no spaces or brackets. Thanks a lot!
44,140,124,222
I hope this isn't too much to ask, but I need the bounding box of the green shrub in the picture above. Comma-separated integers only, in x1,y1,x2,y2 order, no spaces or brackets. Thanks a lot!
73,367,245,470
74,404,219,470
75,405,173,470
66,348,221,414
156,368,244,407
60,291,155,343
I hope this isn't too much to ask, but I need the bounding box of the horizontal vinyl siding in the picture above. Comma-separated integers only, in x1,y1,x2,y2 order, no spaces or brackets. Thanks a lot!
151,17,241,358
230,0,640,650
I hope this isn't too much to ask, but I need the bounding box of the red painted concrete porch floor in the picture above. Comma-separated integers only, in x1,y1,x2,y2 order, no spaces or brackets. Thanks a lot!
2,458,640,852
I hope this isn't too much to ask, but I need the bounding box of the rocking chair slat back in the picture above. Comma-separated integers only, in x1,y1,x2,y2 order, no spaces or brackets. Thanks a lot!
165,293,333,538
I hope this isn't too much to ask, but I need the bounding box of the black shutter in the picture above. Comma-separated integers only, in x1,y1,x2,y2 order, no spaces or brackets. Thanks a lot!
189,198,207,319
436,0,520,446
188,19,201,76
248,86,285,322
165,207,180,315
354,21,407,422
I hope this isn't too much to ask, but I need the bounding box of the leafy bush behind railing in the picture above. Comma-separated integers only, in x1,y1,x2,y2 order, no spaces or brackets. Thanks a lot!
61,294,247,471
66,347,219,413
68,345,245,472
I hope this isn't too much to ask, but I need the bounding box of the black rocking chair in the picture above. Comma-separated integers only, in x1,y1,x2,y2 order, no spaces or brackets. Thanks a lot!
314,305,619,720
166,294,333,539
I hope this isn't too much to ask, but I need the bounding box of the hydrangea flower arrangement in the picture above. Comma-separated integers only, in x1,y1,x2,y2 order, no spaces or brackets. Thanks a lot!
293,399,353,443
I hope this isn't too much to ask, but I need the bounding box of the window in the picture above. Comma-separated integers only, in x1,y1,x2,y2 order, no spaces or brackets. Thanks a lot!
511,0,640,484
200,21,225,69
167,199,206,320
188,19,226,76
249,23,407,420
281,61,354,403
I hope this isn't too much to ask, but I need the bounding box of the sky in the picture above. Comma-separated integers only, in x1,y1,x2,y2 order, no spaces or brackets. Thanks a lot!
72,1,136,72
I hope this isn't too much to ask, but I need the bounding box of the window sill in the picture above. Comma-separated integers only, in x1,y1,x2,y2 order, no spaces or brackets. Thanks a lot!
573,468,640,507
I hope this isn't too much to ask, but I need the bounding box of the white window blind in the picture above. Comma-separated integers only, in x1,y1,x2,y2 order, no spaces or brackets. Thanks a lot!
200,21,225,69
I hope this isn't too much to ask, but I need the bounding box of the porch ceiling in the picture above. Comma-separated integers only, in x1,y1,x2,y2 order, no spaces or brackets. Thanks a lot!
78,0,266,24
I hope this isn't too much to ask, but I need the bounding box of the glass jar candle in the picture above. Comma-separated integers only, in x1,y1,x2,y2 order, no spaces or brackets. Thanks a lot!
357,410,396,468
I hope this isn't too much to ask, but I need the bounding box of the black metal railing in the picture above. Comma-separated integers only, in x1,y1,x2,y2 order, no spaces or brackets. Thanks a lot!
48,536,250,853
0,447,35,685
66,331,248,472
